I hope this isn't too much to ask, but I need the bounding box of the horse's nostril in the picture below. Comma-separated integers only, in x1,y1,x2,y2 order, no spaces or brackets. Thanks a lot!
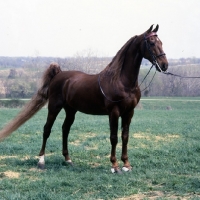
163,64,166,70
162,63,168,71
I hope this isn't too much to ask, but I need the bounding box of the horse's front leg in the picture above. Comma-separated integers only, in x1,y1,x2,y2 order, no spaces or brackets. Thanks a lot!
121,110,134,172
109,108,121,173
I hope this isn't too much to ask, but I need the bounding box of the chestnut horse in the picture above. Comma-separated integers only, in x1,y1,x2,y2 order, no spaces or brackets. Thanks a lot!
0,25,168,173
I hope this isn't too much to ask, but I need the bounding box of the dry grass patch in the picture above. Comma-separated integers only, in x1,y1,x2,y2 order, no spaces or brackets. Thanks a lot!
133,132,180,142
90,162,101,168
0,155,17,159
117,191,199,200
3,171,20,179
84,146,98,150
70,133,97,147
132,132,180,149
81,132,97,139
70,139,81,146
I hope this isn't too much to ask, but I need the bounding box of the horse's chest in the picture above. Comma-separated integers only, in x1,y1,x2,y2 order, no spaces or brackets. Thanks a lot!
122,93,140,110
121,98,137,111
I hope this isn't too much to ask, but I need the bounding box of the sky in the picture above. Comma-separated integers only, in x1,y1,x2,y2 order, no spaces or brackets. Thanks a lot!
0,0,200,59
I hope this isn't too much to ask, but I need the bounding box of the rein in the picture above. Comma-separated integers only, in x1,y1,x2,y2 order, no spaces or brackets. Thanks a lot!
139,65,156,92
161,71,200,78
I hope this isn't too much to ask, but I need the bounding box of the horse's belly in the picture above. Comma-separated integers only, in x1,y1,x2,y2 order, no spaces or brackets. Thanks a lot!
79,105,108,115
66,92,107,115
70,101,108,115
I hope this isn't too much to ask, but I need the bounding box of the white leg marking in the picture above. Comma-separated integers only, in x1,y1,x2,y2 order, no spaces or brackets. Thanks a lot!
122,166,132,172
38,155,45,164
111,168,116,173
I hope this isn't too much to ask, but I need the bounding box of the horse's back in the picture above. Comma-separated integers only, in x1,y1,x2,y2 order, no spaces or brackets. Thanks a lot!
49,71,107,114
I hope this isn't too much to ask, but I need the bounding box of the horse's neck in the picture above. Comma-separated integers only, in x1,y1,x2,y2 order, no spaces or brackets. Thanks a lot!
120,44,143,88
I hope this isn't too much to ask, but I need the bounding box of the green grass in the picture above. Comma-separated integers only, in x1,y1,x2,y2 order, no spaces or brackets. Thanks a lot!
0,97,200,200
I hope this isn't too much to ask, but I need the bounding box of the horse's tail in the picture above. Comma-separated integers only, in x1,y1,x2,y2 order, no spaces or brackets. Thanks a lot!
0,62,62,141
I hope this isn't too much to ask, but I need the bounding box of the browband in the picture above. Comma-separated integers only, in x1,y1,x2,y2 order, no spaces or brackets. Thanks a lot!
145,32,157,39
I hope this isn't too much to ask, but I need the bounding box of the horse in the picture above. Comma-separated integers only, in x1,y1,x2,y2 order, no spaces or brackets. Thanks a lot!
0,25,168,173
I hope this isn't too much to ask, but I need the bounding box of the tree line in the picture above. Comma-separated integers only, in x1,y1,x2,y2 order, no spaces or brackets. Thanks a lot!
0,56,200,68
0,56,200,98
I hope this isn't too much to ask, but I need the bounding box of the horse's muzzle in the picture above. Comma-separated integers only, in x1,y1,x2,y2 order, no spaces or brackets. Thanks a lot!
156,62,168,72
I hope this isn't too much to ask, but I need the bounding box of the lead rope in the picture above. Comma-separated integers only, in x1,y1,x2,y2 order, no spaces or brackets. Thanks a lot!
162,71,200,78
140,68,156,92
139,64,157,93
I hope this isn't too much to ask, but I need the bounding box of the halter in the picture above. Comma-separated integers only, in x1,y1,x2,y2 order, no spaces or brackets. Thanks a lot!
143,32,166,72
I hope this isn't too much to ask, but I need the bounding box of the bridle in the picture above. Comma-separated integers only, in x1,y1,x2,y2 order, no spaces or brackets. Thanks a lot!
143,32,166,72
137,32,167,91
143,33,200,78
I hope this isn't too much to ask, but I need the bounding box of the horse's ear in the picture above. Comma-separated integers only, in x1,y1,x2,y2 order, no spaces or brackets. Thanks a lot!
146,25,154,34
152,24,159,33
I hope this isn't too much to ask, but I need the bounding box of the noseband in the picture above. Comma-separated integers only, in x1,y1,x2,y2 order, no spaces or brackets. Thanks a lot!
143,32,166,71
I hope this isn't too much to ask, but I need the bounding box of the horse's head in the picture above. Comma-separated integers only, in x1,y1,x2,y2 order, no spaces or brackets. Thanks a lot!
141,25,168,72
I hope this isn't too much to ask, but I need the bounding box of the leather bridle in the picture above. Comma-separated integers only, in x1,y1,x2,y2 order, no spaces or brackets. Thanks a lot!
143,32,166,72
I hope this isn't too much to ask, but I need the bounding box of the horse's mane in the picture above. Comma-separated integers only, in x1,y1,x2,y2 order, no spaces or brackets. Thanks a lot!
102,36,137,82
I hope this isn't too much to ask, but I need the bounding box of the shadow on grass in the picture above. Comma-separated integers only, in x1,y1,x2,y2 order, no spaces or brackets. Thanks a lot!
1,155,110,173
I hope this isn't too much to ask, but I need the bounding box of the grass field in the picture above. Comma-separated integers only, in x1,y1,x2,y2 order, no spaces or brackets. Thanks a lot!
0,97,200,200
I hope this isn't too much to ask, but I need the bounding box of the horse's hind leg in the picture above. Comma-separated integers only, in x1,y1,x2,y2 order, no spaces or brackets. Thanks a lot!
121,110,134,172
38,102,62,169
62,107,77,165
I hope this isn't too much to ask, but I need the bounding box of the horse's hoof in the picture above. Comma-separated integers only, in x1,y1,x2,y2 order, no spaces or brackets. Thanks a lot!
66,160,74,166
37,162,45,170
111,167,122,174
122,166,132,172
